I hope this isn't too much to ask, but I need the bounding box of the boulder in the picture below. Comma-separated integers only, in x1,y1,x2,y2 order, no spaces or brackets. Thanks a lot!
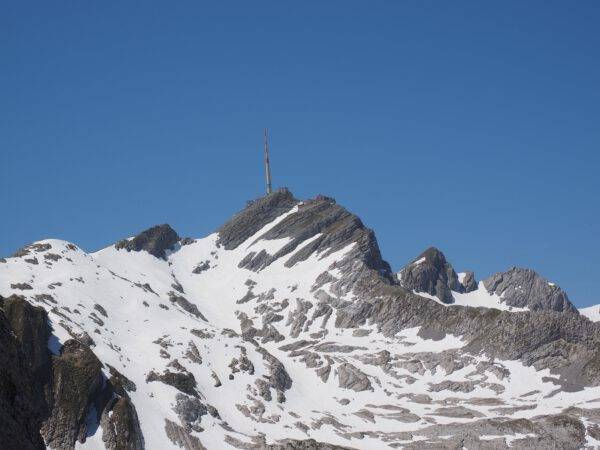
336,363,372,392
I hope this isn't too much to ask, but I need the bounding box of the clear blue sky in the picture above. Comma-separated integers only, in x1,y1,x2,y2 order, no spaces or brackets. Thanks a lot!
2,2,599,307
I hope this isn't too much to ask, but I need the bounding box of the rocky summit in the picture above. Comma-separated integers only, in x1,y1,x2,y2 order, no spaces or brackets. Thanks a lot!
1,188,600,449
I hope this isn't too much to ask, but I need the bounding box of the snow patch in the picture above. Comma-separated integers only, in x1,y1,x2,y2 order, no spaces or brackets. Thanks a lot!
580,305,600,322
415,282,529,312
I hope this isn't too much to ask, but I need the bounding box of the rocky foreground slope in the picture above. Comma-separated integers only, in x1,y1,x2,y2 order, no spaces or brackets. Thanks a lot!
1,188,600,449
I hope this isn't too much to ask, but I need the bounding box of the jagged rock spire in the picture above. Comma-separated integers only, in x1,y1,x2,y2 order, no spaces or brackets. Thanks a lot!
398,247,467,303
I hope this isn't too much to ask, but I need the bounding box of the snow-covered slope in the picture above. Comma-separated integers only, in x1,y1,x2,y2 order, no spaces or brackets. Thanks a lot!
580,305,600,322
2,189,600,450
414,282,529,312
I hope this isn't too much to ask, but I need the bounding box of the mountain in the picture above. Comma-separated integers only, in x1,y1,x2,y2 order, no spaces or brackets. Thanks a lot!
398,247,477,303
1,188,600,450
398,248,577,313
483,267,577,313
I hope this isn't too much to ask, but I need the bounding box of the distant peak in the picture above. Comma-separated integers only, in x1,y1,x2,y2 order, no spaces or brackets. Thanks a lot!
416,247,448,264
483,267,576,313
400,247,475,302
115,224,180,260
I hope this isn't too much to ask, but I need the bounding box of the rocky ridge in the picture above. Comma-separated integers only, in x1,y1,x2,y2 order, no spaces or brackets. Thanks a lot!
483,266,577,313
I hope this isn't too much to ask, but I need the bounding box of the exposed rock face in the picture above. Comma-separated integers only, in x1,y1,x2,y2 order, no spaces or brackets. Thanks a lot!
219,192,393,282
460,270,478,293
399,247,462,303
11,282,33,290
218,188,297,250
41,339,104,449
115,224,180,259
101,397,145,450
147,370,198,396
336,285,600,387
483,267,577,313
174,393,210,432
0,295,46,450
168,291,207,320
2,295,52,411
257,195,392,277
253,344,293,402
224,436,356,449
164,418,207,450
336,363,372,392
395,414,587,449
12,242,53,257
107,364,137,396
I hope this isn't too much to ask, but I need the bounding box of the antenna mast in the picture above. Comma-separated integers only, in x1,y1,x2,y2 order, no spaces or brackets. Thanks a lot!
264,128,273,195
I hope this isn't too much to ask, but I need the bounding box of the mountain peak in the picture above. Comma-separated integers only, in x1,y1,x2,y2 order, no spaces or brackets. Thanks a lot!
114,224,180,259
483,266,577,313
217,188,298,250
399,246,469,303
418,246,448,265
217,191,392,281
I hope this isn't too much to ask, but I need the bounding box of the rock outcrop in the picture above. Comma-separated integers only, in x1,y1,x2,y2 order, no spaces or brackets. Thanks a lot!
217,188,297,250
2,295,52,415
41,339,104,449
147,370,199,397
224,436,356,449
164,418,207,450
398,247,462,303
101,397,145,450
336,363,372,392
220,192,393,286
459,270,478,293
261,195,392,277
115,224,180,259
0,295,46,450
483,267,577,313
